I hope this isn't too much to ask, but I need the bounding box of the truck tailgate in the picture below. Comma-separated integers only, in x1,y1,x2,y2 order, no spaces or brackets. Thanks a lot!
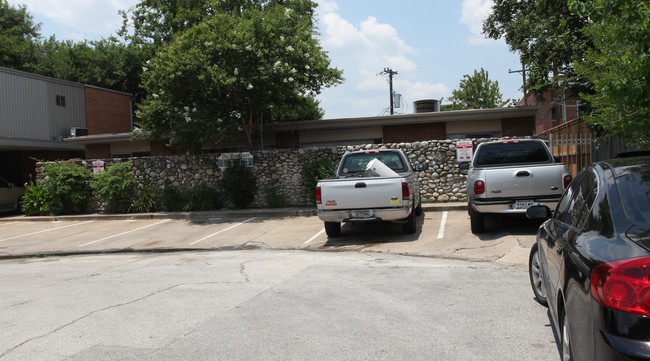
320,177,404,210
484,166,564,198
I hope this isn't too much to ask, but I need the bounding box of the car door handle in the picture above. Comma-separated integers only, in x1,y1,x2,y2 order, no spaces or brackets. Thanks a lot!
355,182,366,188
516,170,531,177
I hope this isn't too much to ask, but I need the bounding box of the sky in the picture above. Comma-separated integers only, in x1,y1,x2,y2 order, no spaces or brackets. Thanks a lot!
12,0,524,120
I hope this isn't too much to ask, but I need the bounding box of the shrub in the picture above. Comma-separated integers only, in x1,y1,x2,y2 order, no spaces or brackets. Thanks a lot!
21,179,48,216
302,156,336,203
161,187,185,212
91,161,136,213
184,185,223,211
129,185,160,213
264,186,286,208
221,157,257,208
40,162,92,215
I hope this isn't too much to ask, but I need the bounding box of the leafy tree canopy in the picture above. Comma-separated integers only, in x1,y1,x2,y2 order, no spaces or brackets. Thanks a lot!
483,0,590,98
136,0,342,153
0,0,40,70
444,68,514,110
569,0,650,146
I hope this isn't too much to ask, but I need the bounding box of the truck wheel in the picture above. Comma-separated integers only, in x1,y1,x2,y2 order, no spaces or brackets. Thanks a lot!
414,196,423,216
469,207,485,234
324,222,341,237
402,209,417,234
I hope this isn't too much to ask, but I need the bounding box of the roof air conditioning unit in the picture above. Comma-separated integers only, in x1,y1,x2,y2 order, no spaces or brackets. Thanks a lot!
70,127,88,137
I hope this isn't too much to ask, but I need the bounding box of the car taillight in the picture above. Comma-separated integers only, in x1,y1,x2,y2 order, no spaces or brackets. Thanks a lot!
591,257,650,316
402,182,410,200
474,180,485,195
563,175,572,189
316,186,322,204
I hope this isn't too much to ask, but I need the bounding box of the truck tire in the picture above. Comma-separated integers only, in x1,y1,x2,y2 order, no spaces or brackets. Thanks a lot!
469,207,485,234
324,222,341,237
414,196,423,216
402,209,417,234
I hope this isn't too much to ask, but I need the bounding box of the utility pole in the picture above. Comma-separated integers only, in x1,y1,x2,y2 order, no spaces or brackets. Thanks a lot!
509,63,528,106
380,68,398,115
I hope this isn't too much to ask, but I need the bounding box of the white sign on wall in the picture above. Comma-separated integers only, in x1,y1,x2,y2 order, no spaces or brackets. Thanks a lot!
92,160,105,174
456,140,473,162
217,152,254,170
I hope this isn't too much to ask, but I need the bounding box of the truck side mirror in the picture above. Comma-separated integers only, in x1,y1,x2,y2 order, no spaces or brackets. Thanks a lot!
458,162,469,170
526,205,552,220
414,164,424,171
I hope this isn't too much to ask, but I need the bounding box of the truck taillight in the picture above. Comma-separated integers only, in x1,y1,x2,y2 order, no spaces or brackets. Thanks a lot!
316,186,322,204
402,182,410,200
474,180,485,195
563,175,572,189
591,257,650,316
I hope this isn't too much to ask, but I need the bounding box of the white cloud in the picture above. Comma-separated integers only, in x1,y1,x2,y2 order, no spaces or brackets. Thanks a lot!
317,1,445,118
17,0,136,40
460,0,498,45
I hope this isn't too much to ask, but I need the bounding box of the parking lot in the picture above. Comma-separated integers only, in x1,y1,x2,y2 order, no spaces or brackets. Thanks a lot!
0,206,540,266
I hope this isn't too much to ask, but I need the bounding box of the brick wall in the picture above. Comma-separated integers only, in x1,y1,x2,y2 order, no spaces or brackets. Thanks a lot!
85,144,111,159
85,87,132,135
383,123,446,143
502,117,535,137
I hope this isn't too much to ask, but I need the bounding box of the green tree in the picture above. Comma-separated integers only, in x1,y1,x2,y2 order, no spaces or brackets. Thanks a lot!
136,1,342,153
0,0,40,70
483,0,590,98
569,0,650,146
445,68,512,110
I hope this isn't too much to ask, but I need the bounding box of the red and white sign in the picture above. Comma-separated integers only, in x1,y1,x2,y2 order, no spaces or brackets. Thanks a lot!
92,160,105,174
456,140,473,162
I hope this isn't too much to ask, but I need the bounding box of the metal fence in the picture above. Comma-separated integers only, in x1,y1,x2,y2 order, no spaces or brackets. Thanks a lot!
540,118,643,176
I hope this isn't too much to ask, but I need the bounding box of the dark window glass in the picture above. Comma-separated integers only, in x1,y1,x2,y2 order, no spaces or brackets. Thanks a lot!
56,95,66,107
474,141,552,166
341,152,406,174
617,171,650,226
554,170,599,228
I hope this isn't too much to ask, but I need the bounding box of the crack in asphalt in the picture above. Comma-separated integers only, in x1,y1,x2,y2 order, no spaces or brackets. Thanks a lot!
0,284,181,358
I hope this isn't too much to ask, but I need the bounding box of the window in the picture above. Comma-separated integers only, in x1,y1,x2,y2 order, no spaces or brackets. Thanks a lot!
554,170,598,228
340,152,406,174
474,141,552,166
56,95,66,107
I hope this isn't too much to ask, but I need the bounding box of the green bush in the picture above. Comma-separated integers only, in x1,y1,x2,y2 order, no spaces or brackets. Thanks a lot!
221,157,257,208
129,185,160,213
161,187,185,212
91,161,136,213
302,156,336,203
21,180,48,216
264,186,286,208
40,162,92,215
184,185,223,211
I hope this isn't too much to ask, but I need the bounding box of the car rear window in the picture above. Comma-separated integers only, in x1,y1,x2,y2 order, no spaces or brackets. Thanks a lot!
474,141,552,166
617,171,650,227
340,152,406,174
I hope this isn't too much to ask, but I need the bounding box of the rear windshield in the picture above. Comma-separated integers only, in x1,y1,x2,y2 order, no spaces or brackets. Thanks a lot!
617,171,650,227
474,141,552,166
340,152,407,174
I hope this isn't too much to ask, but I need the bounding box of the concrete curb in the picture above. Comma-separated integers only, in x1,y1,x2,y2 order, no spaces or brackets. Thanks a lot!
0,203,467,222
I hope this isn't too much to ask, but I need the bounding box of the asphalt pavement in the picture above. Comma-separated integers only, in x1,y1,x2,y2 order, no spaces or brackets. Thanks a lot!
0,203,538,267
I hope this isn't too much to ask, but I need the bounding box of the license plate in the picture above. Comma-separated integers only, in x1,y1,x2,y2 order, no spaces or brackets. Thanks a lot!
352,210,374,219
515,200,535,210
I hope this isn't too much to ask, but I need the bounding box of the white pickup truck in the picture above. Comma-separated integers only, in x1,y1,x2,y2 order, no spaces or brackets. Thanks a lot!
463,139,572,233
316,149,422,237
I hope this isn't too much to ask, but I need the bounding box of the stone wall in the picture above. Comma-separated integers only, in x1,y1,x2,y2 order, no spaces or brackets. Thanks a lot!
41,139,486,209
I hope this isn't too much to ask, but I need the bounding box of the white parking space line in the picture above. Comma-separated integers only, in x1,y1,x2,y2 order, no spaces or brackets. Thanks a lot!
189,217,257,246
304,229,325,244
0,221,95,243
78,219,172,248
437,211,448,239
